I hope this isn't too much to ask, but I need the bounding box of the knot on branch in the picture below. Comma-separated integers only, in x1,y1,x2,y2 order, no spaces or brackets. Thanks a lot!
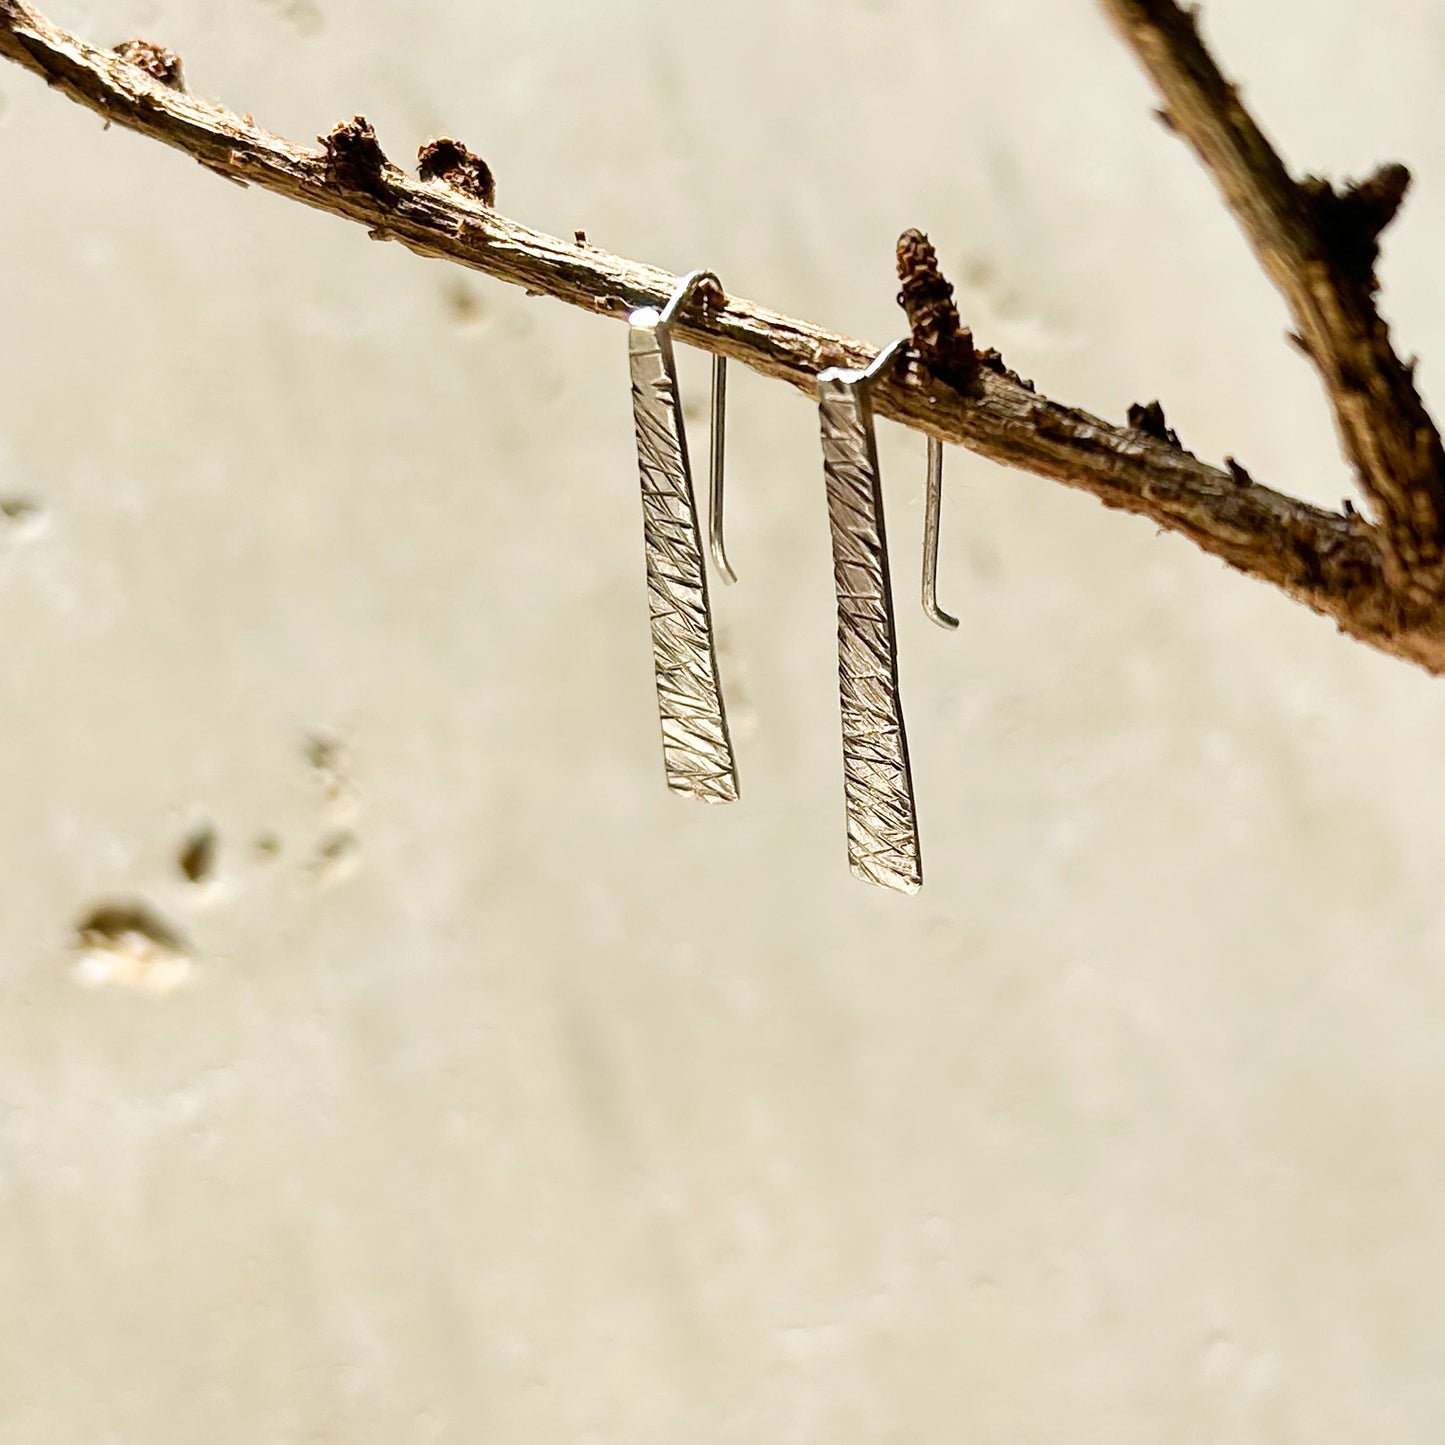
977,347,1036,394
322,116,396,200
1224,456,1254,487
1301,162,1411,295
896,229,978,393
1127,399,1192,455
113,39,184,89
417,137,495,207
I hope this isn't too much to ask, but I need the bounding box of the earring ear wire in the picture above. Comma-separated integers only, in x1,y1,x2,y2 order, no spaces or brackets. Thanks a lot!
815,338,921,892
814,339,958,892
626,269,740,804
708,352,736,585
923,436,959,631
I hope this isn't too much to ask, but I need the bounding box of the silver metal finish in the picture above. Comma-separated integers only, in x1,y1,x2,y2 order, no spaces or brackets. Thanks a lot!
923,435,959,630
816,340,922,893
627,271,739,804
708,353,736,584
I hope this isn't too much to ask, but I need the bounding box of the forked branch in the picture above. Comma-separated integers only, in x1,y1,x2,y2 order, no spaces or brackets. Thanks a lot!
1100,0,1445,607
2,0,1445,671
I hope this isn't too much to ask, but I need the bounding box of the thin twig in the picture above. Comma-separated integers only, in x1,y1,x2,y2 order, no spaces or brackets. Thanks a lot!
1099,0,1445,608
2,0,1444,671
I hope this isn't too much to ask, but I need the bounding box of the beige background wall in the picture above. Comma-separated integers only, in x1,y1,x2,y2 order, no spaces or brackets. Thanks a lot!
4,0,1445,1440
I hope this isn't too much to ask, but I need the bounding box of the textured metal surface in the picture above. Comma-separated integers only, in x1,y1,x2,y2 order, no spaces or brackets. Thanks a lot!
628,307,739,803
817,367,922,893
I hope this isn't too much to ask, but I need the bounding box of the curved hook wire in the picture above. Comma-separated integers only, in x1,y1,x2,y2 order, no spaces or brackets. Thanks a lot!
855,341,959,632
860,336,913,386
657,267,719,328
923,436,959,631
658,269,735,584
708,352,735,584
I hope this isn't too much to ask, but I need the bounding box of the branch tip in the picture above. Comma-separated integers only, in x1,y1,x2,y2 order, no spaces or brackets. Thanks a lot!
895,228,979,393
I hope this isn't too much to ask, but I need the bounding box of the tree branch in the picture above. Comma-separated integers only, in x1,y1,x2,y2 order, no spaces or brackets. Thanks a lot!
3,0,1445,672
1100,0,1445,609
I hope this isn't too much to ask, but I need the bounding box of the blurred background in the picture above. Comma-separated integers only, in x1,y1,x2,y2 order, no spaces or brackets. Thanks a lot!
4,0,1445,1440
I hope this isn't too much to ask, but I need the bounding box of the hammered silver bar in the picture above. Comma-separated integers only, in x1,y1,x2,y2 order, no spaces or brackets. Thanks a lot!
628,308,739,804
817,366,922,893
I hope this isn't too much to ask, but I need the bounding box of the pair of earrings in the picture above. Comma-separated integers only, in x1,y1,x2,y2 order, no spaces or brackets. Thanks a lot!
626,271,955,894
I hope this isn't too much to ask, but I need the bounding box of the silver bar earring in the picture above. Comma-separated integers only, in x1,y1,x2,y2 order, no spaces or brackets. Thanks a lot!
817,340,951,893
628,270,739,804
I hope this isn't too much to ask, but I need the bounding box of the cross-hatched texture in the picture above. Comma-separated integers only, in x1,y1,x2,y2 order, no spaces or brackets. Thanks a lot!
817,371,922,892
628,315,739,803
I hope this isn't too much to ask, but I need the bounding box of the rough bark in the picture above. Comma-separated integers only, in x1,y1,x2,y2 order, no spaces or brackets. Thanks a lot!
1100,0,1445,609
3,0,1445,671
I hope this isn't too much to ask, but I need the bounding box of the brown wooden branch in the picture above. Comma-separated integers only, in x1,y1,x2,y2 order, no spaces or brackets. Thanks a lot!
1100,0,1445,609
3,0,1445,672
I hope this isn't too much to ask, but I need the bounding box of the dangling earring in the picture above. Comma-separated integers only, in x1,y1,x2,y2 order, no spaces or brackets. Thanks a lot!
628,270,739,804
816,341,957,893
